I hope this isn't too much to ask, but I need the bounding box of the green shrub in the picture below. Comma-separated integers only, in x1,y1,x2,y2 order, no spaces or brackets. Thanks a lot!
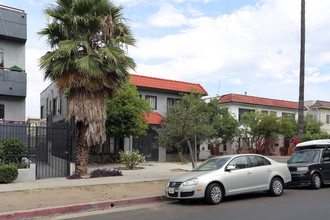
0,137,28,164
0,164,18,183
119,150,145,169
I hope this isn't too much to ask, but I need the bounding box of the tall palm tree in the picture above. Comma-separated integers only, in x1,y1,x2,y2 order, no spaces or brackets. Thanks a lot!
298,0,305,138
38,0,136,175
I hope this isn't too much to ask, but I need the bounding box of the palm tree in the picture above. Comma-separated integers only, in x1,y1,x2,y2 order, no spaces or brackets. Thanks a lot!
298,0,305,138
38,0,136,175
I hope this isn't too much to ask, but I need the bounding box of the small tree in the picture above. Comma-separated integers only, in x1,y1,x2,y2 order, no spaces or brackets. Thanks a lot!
159,92,214,168
241,112,280,154
207,98,240,154
106,80,153,138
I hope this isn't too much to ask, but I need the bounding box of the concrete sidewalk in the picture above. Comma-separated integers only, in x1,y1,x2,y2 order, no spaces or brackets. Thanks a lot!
0,162,193,193
0,162,193,219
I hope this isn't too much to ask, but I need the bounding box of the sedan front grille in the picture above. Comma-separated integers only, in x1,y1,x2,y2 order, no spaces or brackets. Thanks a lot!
169,181,182,187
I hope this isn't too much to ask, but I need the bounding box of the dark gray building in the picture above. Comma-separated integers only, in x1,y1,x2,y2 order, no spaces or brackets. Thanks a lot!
0,5,27,123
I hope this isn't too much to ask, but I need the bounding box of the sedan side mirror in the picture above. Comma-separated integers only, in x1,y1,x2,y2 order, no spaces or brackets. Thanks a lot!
226,165,236,172
323,157,330,162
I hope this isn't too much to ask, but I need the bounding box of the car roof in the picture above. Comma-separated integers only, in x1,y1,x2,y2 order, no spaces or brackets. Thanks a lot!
296,139,330,148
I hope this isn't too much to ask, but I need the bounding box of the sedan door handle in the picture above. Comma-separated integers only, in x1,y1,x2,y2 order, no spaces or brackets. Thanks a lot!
268,169,272,172
247,171,252,175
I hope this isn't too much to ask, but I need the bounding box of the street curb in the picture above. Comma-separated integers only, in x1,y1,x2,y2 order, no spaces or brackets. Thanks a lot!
0,195,168,219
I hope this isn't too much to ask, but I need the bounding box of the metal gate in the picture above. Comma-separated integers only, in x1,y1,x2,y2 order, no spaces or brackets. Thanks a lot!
0,121,75,179
133,129,159,161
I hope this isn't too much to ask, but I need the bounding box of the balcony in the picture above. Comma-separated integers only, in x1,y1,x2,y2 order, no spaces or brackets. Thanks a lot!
0,67,26,97
0,5,27,43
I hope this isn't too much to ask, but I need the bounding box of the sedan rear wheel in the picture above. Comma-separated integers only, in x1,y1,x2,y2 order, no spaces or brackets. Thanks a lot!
311,173,321,190
205,183,223,205
269,177,283,196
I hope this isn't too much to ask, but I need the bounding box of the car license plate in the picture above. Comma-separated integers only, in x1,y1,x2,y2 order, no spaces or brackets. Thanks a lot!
169,187,175,194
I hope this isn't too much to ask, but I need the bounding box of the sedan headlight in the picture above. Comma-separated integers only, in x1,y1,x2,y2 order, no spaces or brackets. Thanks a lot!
182,178,198,186
297,167,308,172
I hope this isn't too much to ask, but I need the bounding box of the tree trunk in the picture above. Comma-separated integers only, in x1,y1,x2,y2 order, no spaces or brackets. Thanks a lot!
75,122,90,175
186,138,196,169
298,0,305,138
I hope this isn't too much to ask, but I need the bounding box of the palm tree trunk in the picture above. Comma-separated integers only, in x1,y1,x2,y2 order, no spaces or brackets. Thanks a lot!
298,0,305,138
75,122,90,175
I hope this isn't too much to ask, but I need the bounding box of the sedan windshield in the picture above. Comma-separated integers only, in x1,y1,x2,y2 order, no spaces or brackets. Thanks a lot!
287,150,320,164
193,157,231,171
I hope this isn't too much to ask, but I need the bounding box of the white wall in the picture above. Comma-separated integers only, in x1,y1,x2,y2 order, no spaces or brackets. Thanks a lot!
0,39,25,69
0,96,25,121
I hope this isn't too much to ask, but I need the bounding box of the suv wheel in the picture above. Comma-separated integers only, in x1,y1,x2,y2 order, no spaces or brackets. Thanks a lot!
311,173,321,189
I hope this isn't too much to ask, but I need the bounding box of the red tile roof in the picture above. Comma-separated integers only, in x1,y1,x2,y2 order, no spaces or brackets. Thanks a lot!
130,74,207,95
143,112,163,125
218,93,306,110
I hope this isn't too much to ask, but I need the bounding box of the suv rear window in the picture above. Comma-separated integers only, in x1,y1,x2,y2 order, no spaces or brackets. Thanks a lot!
288,150,321,164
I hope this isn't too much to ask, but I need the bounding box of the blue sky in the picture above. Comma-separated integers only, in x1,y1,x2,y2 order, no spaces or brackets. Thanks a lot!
1,0,330,118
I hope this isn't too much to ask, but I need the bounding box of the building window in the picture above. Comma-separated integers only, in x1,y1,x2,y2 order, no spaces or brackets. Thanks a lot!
167,98,181,111
0,105,4,120
326,115,330,124
146,96,157,110
52,97,61,116
0,49,4,68
53,98,57,116
40,106,44,119
238,108,255,121
223,144,227,151
262,110,268,115
270,111,277,115
282,112,294,118
308,114,317,120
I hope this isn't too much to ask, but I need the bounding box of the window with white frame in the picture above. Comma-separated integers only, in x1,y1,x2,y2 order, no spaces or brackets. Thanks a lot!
326,115,330,124
238,108,255,121
146,95,157,110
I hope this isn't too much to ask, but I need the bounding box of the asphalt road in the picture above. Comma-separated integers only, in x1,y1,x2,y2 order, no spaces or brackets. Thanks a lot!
56,186,330,220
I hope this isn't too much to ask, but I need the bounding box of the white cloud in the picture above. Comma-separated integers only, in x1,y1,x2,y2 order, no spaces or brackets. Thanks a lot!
132,0,330,92
148,4,187,27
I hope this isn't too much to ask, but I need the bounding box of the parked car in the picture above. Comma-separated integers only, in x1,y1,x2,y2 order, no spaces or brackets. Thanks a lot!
287,139,330,189
165,154,291,205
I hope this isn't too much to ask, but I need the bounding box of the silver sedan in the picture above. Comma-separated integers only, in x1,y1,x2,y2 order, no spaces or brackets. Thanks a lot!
165,154,291,205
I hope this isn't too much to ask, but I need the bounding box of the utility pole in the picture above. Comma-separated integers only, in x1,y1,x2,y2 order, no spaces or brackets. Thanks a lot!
297,0,305,138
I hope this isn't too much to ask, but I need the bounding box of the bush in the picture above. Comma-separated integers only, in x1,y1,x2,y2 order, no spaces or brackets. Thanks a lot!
67,171,82,179
0,137,28,164
0,164,18,183
90,169,122,178
119,150,145,169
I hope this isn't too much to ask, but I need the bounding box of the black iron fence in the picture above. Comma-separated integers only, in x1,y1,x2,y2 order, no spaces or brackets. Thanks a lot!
0,121,75,179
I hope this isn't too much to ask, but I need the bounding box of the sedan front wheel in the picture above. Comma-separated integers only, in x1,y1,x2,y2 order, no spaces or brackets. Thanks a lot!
205,183,223,205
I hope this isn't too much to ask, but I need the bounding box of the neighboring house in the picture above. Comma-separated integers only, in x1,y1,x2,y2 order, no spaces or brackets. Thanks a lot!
305,100,330,134
0,5,27,123
40,74,207,161
200,93,303,159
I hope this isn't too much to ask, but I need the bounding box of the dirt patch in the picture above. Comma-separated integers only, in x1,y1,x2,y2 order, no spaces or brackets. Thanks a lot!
0,180,168,213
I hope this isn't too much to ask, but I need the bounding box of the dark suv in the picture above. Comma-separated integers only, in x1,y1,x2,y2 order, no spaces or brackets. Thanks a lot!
287,139,330,189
